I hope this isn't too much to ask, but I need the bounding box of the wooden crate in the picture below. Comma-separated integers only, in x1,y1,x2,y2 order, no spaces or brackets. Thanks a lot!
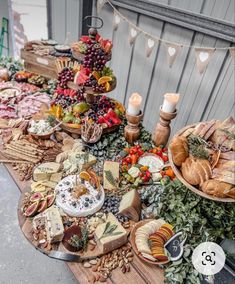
20,49,58,79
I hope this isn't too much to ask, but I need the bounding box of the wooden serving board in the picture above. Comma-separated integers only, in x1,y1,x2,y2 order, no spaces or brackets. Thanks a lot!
4,162,164,283
67,77,116,95
130,219,169,266
168,123,235,203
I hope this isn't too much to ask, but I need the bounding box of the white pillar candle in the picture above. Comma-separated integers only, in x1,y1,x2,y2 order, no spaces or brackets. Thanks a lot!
127,93,142,116
162,93,180,113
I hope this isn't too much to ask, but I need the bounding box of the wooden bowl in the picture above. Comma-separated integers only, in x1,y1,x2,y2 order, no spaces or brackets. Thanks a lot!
60,122,119,136
168,124,235,203
67,77,116,95
62,225,83,252
28,130,54,140
130,219,170,265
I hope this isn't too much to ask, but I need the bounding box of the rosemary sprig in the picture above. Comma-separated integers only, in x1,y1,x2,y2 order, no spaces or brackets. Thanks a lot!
104,170,118,188
187,135,209,160
99,221,122,240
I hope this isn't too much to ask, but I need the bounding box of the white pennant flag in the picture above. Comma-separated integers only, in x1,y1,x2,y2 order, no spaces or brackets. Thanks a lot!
129,27,139,45
97,0,107,14
113,12,121,31
195,48,215,74
146,36,156,57
166,43,181,67
229,47,235,63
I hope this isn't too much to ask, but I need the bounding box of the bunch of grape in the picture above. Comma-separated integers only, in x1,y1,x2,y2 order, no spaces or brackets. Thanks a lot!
97,96,115,111
58,68,74,89
84,75,106,93
52,90,85,108
83,44,107,71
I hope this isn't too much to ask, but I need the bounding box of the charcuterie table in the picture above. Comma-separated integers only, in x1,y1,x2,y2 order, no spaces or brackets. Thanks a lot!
0,25,234,284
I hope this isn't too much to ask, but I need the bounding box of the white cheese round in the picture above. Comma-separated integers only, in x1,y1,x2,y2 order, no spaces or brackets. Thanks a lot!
138,154,164,173
55,175,105,217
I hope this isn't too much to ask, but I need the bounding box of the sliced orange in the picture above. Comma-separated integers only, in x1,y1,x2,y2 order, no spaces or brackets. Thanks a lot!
105,81,111,92
98,76,112,85
79,171,91,181
66,123,81,129
92,71,100,81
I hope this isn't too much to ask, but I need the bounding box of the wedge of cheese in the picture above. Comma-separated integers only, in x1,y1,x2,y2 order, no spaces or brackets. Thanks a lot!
33,206,64,243
118,189,141,222
94,213,127,253
45,206,64,243
33,162,61,182
103,161,119,190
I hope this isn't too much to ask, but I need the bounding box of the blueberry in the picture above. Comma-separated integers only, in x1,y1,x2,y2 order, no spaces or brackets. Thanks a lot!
84,202,89,207
85,197,89,202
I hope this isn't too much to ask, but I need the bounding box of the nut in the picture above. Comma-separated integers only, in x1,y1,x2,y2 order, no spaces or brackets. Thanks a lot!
126,264,130,272
83,262,92,268
121,265,126,274
89,259,97,265
126,252,133,258
119,260,124,268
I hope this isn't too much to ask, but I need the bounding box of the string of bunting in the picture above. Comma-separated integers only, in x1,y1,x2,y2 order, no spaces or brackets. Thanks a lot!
97,0,235,74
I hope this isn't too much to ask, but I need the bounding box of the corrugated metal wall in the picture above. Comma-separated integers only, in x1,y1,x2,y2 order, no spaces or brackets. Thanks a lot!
50,0,235,135
95,0,235,135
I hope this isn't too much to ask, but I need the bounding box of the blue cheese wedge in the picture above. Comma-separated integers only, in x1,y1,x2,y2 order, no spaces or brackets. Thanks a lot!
33,162,61,181
94,213,127,253
45,206,64,243
32,206,64,243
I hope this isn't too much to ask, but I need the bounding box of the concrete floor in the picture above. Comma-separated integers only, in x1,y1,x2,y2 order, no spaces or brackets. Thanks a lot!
0,165,78,284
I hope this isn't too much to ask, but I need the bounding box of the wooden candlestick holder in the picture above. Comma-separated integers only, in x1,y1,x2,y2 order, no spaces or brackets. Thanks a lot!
152,106,177,146
124,111,144,144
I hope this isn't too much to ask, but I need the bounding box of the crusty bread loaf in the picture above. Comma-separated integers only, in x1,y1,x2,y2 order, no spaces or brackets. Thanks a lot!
201,179,233,198
169,136,189,166
181,156,212,186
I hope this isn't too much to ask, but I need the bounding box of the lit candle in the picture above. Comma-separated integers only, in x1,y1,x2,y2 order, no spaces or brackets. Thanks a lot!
162,93,180,113
127,93,142,116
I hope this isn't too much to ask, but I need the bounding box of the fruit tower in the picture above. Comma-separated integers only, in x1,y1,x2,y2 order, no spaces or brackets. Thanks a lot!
50,27,124,134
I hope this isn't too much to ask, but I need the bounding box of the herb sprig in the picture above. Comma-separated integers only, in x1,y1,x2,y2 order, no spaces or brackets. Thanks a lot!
99,221,122,240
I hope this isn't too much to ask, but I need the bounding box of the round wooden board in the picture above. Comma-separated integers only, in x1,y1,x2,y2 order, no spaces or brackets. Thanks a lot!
60,122,119,135
18,189,135,261
130,219,169,266
58,97,124,135
168,123,235,203
67,77,116,95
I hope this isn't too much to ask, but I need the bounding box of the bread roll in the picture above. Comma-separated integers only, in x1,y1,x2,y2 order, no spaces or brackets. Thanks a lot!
181,156,212,186
201,179,233,198
169,136,189,166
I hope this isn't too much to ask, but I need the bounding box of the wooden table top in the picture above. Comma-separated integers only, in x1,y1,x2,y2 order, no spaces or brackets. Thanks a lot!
5,163,164,284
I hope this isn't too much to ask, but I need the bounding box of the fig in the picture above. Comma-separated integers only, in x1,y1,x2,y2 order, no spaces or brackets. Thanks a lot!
30,192,44,202
37,200,47,213
46,194,56,207
25,201,40,217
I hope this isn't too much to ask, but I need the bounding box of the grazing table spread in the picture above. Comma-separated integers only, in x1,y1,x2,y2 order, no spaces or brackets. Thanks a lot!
0,27,235,284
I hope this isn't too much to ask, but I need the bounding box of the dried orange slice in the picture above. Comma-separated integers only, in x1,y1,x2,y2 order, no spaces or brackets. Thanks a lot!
87,170,101,190
79,171,91,181
105,81,111,92
92,71,100,81
98,76,112,85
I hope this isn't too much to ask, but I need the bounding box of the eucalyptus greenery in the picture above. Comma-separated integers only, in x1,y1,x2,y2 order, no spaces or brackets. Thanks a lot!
140,180,235,283
0,57,23,77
